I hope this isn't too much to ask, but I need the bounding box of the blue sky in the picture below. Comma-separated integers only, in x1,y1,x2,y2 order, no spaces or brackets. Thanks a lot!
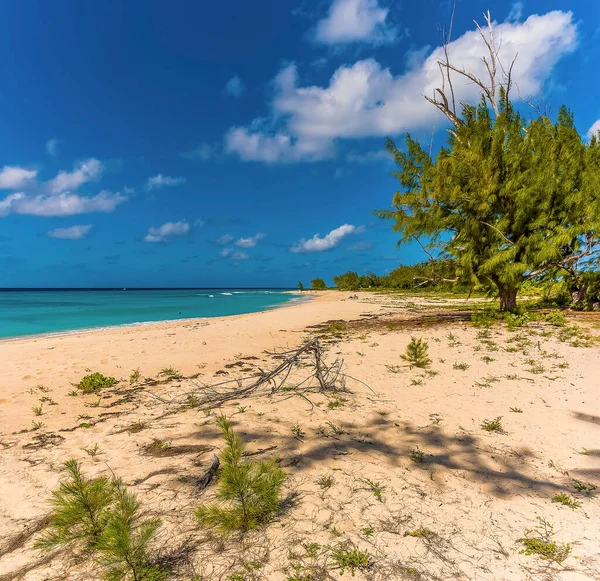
0,0,598,288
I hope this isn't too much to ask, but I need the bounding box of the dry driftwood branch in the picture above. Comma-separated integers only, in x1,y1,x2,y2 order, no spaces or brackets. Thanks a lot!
195,454,219,491
144,338,360,412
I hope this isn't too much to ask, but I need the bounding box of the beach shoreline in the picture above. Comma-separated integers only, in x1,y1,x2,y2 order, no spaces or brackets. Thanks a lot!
0,290,311,344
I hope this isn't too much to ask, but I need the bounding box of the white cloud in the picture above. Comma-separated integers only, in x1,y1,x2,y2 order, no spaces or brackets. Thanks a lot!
508,1,524,22
216,234,234,245
227,11,577,163
0,166,38,189
50,158,103,194
235,233,265,248
587,120,600,138
181,143,214,161
0,190,126,217
219,247,249,260
314,0,397,45
144,220,190,243
47,224,93,240
46,138,61,156
292,223,358,253
145,174,186,191
225,75,244,98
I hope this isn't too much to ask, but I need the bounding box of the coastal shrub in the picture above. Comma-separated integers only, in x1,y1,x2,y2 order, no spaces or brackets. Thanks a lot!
519,517,572,563
311,278,327,290
401,337,431,368
36,460,166,580
195,416,286,534
77,372,117,394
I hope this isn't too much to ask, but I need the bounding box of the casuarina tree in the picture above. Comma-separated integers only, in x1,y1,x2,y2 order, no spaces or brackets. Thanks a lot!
379,12,600,311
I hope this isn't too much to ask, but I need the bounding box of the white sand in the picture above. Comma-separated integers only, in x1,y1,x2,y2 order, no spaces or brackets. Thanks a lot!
0,291,598,580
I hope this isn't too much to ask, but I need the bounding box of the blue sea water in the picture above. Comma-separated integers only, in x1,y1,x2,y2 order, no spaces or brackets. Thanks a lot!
0,289,301,339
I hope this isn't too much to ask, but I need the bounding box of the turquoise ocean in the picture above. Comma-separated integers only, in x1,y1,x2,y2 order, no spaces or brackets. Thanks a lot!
0,289,300,339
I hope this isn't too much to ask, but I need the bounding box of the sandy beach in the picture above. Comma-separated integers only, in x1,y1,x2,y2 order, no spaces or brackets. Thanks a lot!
1,291,599,580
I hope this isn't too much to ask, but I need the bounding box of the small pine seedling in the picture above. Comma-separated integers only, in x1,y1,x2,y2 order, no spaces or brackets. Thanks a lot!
291,424,305,440
95,479,166,581
195,416,286,533
129,368,141,384
401,337,432,368
35,459,115,552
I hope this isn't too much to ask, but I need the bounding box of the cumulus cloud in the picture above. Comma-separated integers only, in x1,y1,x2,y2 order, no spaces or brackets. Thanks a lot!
314,0,397,45
227,11,577,163
145,174,186,191
0,166,38,189
46,138,61,156
50,158,103,194
235,233,265,248
47,224,93,240
587,120,600,138
292,223,358,253
144,220,190,243
225,75,244,98
0,190,126,217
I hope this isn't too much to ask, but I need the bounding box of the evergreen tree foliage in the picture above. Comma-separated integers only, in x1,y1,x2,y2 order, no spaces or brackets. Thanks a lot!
310,278,327,290
36,460,165,581
332,271,360,291
297,281,305,291
35,459,115,552
380,94,600,311
95,480,166,581
195,416,286,534
400,337,431,368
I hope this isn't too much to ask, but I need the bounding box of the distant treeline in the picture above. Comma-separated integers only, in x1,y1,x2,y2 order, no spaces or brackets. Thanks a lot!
309,259,464,292
307,261,600,310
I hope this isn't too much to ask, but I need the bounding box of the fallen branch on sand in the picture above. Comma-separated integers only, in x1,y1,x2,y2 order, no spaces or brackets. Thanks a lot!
144,337,370,411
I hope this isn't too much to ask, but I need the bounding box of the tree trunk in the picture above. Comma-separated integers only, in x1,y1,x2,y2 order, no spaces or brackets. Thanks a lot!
499,287,518,312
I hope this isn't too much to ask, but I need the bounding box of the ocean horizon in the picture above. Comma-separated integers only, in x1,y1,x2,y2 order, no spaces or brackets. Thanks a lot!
0,288,301,339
